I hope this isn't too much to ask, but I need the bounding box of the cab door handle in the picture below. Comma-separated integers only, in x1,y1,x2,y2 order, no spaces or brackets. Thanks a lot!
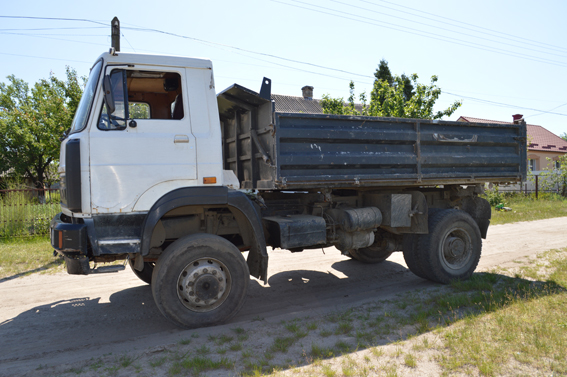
174,135,189,144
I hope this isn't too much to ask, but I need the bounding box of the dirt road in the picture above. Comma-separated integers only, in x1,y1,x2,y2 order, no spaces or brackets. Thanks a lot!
1,217,567,376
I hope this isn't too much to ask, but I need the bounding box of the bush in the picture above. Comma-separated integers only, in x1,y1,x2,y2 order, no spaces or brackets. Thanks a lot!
484,187,505,207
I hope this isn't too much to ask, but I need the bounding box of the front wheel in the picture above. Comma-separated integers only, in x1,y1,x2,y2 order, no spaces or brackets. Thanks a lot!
417,209,482,284
151,234,250,328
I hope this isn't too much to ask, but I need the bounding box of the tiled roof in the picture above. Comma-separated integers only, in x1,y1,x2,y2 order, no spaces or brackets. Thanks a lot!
271,94,365,114
458,116,567,153
528,125,567,152
271,94,323,114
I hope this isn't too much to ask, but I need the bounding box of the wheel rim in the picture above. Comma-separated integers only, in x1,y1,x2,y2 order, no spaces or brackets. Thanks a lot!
439,227,472,271
177,258,232,313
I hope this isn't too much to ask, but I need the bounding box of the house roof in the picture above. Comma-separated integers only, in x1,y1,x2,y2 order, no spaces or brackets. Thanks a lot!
458,116,567,153
271,94,365,114
271,94,323,114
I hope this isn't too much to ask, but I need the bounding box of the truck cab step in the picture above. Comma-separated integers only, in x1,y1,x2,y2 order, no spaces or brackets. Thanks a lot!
91,265,126,274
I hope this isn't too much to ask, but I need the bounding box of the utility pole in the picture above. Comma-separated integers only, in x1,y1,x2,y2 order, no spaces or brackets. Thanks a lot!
111,17,120,52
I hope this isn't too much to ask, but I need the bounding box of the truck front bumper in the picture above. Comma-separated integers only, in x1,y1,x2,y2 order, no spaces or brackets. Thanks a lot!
50,212,90,274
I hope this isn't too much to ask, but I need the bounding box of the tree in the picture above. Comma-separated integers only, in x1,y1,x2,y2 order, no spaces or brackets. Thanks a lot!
539,155,567,197
0,67,84,189
373,60,414,104
561,132,567,142
321,61,461,120
374,59,393,86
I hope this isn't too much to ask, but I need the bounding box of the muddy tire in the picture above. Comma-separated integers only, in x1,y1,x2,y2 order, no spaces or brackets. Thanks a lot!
151,234,249,328
128,260,154,285
417,209,482,284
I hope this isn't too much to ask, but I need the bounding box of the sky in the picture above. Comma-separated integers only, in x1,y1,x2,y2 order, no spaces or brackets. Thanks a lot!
1,0,566,136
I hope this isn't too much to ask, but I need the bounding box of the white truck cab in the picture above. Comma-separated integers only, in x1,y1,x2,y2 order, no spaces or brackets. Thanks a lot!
60,51,237,218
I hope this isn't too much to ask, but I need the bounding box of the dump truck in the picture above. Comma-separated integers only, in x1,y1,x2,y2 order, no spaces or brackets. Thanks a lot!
50,50,527,328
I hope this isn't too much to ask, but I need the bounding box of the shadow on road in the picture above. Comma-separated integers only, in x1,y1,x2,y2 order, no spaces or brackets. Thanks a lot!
0,284,177,365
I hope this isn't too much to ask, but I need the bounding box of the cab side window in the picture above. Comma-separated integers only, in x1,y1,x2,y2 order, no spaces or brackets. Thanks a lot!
98,70,184,130
127,71,183,120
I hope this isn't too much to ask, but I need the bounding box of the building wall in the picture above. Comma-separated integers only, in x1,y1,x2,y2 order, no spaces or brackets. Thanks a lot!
527,150,564,171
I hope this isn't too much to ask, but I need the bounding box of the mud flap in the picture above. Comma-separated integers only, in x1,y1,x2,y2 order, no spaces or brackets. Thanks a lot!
64,255,90,275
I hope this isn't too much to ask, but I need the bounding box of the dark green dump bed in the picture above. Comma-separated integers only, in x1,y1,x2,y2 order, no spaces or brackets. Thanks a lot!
218,84,527,190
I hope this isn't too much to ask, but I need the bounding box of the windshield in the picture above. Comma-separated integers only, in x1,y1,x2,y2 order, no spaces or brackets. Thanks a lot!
70,59,103,133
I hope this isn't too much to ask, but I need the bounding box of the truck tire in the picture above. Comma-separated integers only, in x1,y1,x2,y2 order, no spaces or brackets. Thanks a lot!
417,209,481,284
348,246,392,264
402,208,439,280
402,234,429,279
128,260,154,285
151,234,250,328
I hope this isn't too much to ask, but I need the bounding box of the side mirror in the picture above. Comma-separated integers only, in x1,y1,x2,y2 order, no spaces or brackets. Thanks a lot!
103,75,116,114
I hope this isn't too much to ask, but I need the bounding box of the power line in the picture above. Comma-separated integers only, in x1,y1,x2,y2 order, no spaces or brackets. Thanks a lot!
2,15,565,119
0,32,107,37
444,91,567,117
122,26,375,79
0,15,107,26
329,0,567,58
270,0,567,68
0,32,109,47
0,52,92,64
526,102,567,118
369,0,567,53
0,26,106,31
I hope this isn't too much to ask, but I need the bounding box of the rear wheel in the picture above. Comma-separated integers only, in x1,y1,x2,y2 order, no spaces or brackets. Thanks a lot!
402,234,429,279
417,209,482,284
347,230,396,264
403,209,439,280
348,246,393,264
152,234,249,328
128,260,154,285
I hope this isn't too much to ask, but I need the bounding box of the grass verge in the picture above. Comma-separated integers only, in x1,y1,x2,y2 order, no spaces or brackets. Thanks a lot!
490,193,567,225
0,236,63,281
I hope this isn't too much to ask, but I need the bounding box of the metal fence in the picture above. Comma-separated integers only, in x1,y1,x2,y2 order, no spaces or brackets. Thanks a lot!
497,173,565,198
0,188,60,238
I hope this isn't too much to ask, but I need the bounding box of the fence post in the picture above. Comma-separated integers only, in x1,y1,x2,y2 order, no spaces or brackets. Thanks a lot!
535,175,539,199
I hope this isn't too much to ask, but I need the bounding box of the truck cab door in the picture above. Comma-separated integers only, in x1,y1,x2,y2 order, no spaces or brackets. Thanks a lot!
89,66,197,214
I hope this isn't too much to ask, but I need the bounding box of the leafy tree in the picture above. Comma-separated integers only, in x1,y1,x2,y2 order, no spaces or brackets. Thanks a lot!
539,155,567,197
129,103,150,119
400,73,414,101
321,73,461,120
561,132,567,142
0,67,84,189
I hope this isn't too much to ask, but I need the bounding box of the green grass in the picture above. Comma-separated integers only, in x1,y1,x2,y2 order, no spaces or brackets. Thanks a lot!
437,249,567,376
0,236,63,280
169,356,233,375
489,193,567,225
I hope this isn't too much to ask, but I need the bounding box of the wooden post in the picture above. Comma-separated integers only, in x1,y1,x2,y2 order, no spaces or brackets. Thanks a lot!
535,175,539,199
111,17,120,52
